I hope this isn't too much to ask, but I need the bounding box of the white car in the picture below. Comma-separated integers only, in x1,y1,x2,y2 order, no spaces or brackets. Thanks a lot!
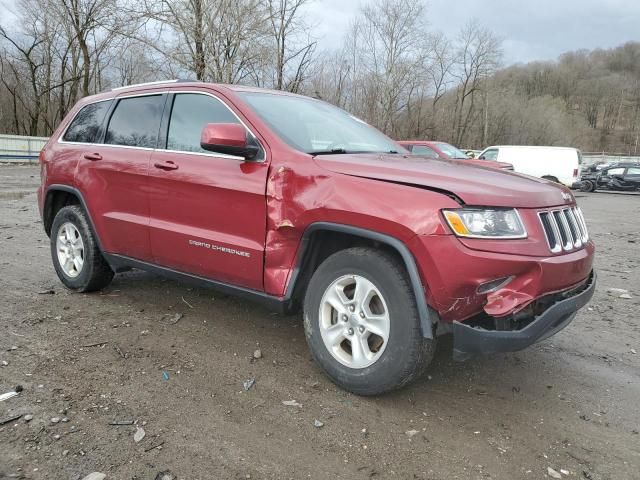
478,146,583,188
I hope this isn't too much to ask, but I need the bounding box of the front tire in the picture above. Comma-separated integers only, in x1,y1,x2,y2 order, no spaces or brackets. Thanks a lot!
50,205,114,292
580,180,595,192
303,247,435,395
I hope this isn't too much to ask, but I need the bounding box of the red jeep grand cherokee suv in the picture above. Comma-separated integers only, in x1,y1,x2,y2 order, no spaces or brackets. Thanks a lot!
399,140,514,170
38,81,595,395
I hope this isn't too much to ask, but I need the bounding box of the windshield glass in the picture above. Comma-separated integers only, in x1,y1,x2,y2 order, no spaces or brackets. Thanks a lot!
238,92,403,155
434,142,467,159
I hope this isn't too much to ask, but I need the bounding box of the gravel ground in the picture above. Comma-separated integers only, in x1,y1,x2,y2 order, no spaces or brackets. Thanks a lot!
0,165,638,480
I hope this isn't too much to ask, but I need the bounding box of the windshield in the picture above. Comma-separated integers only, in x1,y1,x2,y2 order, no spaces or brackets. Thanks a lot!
238,92,403,155
434,142,468,159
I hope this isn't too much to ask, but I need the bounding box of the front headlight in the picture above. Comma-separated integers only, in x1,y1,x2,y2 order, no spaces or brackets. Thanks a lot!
442,208,527,239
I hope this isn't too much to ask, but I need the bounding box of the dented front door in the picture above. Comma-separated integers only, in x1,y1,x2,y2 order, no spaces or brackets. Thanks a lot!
147,91,269,290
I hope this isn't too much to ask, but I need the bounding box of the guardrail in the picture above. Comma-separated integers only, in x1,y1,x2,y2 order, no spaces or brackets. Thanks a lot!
582,152,640,166
0,134,49,162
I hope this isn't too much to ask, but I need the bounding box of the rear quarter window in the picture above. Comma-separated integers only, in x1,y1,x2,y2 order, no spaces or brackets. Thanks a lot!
62,101,111,143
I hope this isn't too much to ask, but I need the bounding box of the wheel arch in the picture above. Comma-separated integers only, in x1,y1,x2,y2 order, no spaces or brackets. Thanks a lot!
43,185,102,251
541,175,560,183
285,222,433,339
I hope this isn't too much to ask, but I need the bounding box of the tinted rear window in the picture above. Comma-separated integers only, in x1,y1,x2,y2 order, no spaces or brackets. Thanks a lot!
105,95,164,148
411,145,438,158
435,142,467,159
63,101,111,143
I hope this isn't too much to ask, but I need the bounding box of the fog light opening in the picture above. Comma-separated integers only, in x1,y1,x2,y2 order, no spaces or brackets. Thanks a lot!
477,276,515,295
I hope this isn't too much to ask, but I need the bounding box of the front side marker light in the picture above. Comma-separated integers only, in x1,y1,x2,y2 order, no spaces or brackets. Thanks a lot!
443,210,470,236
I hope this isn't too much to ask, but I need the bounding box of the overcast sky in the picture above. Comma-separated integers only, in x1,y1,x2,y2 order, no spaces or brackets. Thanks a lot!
306,0,640,65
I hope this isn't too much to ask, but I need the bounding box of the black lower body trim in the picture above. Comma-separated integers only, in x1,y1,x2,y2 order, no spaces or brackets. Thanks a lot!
452,270,596,361
104,253,287,312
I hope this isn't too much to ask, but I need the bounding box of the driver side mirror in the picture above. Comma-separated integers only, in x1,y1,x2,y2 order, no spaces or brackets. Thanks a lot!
200,123,260,160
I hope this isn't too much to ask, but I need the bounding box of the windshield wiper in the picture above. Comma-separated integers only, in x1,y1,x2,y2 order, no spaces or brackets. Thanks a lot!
310,149,401,156
309,148,349,156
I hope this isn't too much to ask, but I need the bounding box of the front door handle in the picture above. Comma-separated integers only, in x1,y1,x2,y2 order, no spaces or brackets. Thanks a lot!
83,153,102,161
154,160,179,171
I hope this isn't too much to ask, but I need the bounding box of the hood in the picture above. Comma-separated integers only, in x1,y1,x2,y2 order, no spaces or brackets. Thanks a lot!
313,154,572,208
463,158,513,170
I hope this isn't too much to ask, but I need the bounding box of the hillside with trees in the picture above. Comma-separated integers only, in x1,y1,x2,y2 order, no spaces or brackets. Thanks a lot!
1,0,638,154
444,42,640,153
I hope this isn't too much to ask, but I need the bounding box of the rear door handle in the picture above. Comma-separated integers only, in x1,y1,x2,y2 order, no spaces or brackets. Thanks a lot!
83,153,102,161
154,160,179,171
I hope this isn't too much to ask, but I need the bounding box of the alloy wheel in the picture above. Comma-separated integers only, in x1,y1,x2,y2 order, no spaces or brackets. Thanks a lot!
56,222,84,278
318,274,390,369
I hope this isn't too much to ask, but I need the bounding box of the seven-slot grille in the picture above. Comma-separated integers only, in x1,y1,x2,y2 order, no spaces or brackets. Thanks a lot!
538,207,589,253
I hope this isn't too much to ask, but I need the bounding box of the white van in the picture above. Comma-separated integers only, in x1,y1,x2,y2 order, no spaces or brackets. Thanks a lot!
477,146,582,188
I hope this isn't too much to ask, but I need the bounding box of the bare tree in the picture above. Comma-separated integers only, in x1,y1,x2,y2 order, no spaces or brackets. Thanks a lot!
135,0,268,83
52,0,123,96
0,0,83,135
337,0,431,136
265,0,316,92
400,31,456,140
451,20,502,145
0,0,638,154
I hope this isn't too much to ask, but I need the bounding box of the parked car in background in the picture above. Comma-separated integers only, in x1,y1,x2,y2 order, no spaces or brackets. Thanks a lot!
38,81,595,395
580,163,640,192
477,146,582,188
399,140,513,170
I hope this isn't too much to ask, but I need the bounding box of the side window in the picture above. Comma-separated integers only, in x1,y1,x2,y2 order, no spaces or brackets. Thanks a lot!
167,93,240,154
411,145,439,158
605,167,625,176
63,101,111,143
105,95,164,148
481,149,498,161
626,167,640,175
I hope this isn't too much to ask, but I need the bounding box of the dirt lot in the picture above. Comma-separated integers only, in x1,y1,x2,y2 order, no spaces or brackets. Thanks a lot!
0,164,638,480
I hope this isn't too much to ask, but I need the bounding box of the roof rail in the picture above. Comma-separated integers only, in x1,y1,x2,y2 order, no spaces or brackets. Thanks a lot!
111,79,200,92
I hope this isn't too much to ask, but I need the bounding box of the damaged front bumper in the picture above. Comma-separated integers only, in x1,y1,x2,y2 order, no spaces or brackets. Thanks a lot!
452,270,596,361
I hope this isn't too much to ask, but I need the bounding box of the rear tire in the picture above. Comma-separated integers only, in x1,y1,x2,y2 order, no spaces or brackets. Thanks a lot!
303,247,435,395
50,205,114,292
